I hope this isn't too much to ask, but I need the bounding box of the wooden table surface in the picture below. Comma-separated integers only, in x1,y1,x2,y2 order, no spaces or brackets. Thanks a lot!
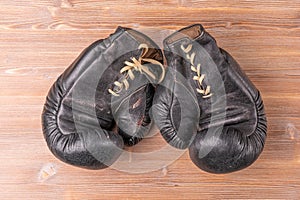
0,0,299,199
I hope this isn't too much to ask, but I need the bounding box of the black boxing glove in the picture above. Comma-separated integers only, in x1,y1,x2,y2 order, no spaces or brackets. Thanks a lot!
42,27,164,169
154,24,267,173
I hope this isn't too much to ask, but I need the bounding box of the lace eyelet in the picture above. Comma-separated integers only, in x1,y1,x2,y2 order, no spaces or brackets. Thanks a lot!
181,43,212,98
108,44,165,97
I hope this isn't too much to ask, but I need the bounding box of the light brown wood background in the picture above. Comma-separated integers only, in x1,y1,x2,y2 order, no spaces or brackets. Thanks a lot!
0,0,299,199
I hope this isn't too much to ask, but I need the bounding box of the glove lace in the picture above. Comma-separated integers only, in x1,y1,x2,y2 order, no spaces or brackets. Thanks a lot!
108,44,165,96
181,44,212,98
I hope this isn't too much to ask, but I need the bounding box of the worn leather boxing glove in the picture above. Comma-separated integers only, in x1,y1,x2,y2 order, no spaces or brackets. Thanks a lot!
42,27,164,169
154,24,267,173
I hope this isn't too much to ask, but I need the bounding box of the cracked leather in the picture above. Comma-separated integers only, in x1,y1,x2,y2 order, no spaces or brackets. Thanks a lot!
154,24,267,173
42,27,163,169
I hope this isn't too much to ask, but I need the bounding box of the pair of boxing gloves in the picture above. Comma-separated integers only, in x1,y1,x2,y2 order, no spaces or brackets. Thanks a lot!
42,24,267,174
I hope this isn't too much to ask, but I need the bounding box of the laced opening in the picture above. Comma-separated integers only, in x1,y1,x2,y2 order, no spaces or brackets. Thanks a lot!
108,44,165,96
181,44,212,98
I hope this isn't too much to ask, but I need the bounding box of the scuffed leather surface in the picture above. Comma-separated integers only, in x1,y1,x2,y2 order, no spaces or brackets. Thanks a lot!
152,66,200,149
156,24,267,173
116,84,155,146
42,27,163,169
109,29,164,146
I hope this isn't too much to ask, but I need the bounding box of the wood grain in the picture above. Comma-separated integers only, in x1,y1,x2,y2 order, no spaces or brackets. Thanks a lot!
0,0,299,199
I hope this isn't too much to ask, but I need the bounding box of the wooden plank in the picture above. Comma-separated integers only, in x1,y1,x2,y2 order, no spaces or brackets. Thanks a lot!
0,2,299,29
